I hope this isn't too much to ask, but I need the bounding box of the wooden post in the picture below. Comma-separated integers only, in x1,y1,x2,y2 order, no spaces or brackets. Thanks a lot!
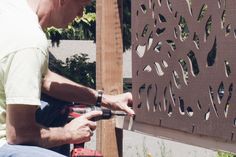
96,0,123,157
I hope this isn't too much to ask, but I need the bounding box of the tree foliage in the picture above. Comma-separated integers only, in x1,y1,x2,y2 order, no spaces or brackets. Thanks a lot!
49,53,96,89
123,0,131,50
45,2,96,42
46,0,131,50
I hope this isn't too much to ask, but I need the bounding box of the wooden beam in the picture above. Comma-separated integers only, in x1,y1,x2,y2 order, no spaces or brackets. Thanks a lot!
96,0,123,157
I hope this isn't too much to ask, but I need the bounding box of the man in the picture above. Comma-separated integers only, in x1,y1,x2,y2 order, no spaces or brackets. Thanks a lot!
0,0,135,156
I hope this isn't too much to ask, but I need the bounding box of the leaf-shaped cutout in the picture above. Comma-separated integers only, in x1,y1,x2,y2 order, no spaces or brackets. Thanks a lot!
154,42,162,53
179,16,189,41
193,32,200,49
146,84,152,111
140,4,147,14
156,28,166,36
186,0,193,16
167,40,176,51
226,24,231,36
154,62,164,76
173,71,181,88
142,24,149,37
168,104,173,117
179,59,189,85
187,106,193,117
159,14,167,22
143,65,152,72
188,51,200,76
138,84,146,99
207,38,217,66
221,10,226,28
136,45,146,58
217,82,224,104
224,61,231,77
204,108,210,120
225,83,233,117
197,100,202,110
167,0,173,12
205,16,212,40
178,97,185,115
197,4,208,22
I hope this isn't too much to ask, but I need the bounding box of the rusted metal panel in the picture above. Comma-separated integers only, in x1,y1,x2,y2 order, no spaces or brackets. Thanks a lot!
132,0,236,142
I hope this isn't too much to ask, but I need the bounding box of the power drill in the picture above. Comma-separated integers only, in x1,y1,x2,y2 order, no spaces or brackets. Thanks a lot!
70,106,127,157
71,106,127,121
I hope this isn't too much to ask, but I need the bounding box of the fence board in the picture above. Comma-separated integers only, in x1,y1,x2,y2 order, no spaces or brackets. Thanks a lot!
96,0,123,156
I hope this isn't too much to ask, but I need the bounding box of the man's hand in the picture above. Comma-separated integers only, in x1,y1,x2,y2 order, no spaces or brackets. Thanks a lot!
102,92,135,116
64,110,102,144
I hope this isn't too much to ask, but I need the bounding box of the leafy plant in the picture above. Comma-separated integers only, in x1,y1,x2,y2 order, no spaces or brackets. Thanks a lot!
46,0,132,50
49,52,96,89
46,2,96,44
217,152,236,157
123,0,131,50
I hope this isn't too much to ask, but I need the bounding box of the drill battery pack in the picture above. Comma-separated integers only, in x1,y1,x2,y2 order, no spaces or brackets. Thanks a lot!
71,148,103,157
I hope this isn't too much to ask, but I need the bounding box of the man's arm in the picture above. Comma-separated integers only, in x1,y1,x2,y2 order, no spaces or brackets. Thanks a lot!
6,104,101,148
42,70,135,115
42,69,97,105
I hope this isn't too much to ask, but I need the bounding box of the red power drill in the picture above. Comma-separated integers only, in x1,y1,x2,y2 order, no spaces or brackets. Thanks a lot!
70,106,127,157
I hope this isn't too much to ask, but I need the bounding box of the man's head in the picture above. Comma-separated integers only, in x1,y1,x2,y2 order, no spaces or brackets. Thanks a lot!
27,0,91,29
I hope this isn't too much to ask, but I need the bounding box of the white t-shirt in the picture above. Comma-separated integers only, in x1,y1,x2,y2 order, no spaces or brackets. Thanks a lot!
0,0,49,147
0,0,48,60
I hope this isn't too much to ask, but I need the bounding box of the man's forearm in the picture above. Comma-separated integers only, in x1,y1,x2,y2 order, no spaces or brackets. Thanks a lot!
42,70,97,105
7,105,99,148
9,126,70,148
38,125,71,148
7,105,71,148
41,70,134,115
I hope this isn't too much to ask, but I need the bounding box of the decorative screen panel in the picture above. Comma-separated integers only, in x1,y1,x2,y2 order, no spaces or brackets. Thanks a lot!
132,0,236,142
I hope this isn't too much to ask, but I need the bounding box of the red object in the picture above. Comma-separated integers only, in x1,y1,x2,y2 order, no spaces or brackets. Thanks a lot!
69,111,81,118
71,148,103,157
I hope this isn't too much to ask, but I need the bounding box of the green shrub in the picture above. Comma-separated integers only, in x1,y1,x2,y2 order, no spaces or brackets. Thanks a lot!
49,52,96,89
218,152,236,157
